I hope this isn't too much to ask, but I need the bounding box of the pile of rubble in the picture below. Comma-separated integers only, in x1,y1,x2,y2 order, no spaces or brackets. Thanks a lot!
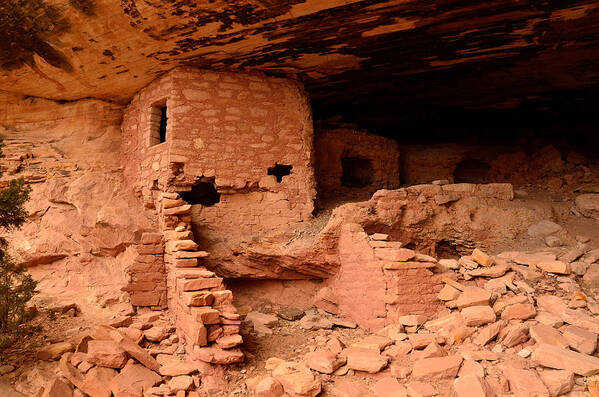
245,237,599,396
33,309,226,397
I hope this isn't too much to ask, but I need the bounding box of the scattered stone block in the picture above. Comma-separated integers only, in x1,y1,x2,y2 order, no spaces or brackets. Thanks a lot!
373,377,407,397
406,381,437,397
412,355,463,379
531,344,599,376
472,248,493,267
563,325,598,354
255,377,284,397
462,306,496,326
346,347,388,373
87,340,128,369
272,361,321,397
37,342,74,361
501,303,536,320
502,366,549,397
539,369,574,397
529,324,570,349
537,260,570,275
453,375,494,397
456,287,492,309
438,284,460,301
306,350,346,374
398,314,427,326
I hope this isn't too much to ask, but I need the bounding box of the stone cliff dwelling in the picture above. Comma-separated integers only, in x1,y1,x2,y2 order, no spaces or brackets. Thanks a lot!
1,1,599,396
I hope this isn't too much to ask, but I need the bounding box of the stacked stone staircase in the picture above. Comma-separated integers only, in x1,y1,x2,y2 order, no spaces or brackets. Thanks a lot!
158,192,244,364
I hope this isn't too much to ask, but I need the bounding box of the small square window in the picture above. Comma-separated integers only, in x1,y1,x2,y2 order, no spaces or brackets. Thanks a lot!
149,99,167,146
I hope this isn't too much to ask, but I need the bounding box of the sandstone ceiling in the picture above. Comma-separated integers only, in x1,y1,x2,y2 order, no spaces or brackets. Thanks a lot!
2,0,599,116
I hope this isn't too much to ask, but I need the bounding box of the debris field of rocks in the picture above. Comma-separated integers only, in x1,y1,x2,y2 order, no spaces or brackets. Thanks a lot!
14,216,599,397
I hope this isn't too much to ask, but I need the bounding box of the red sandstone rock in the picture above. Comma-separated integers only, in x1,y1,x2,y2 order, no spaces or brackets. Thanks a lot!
408,333,436,349
373,377,407,397
81,367,117,397
502,366,549,397
398,314,428,326
456,287,492,309
109,362,162,396
255,377,284,397
346,347,388,373
473,321,504,346
453,375,495,397
37,342,74,361
169,375,193,393
529,324,569,349
87,340,128,369
406,381,437,397
182,291,214,306
531,344,599,376
306,350,346,374
272,361,321,397
472,249,494,267
498,323,529,347
215,334,243,349
501,303,537,320
562,325,598,354
41,378,73,397
538,369,574,397
193,346,244,364
412,355,463,379
462,306,496,326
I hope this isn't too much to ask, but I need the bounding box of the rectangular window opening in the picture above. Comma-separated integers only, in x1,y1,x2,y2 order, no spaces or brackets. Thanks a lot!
149,99,167,147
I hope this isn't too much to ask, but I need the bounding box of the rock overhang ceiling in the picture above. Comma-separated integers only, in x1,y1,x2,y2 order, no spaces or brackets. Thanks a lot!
1,0,599,123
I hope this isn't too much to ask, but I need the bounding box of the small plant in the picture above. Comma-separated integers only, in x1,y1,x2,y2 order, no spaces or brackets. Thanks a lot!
0,141,36,346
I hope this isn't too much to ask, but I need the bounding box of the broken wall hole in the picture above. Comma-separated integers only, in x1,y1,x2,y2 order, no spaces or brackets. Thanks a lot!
267,164,292,182
341,156,373,188
149,99,167,146
434,240,462,259
453,158,491,184
180,181,220,206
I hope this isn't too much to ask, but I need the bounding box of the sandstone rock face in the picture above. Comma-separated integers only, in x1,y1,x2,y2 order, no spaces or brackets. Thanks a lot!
1,96,155,306
575,194,599,219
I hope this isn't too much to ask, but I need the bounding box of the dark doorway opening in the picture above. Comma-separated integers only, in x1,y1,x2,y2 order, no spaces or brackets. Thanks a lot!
453,159,491,183
268,164,292,182
180,182,220,206
341,157,373,188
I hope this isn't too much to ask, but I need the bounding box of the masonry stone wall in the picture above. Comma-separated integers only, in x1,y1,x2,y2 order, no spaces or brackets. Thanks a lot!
315,123,400,204
122,68,316,250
